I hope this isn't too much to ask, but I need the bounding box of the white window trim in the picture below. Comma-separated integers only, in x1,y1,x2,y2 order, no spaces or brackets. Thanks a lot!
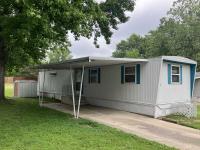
124,65,136,83
171,65,181,84
90,68,99,84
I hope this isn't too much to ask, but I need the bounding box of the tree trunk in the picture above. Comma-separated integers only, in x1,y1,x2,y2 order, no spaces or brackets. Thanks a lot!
0,37,5,101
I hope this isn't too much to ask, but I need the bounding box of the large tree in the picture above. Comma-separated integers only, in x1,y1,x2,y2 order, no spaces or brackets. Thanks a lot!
45,45,72,63
0,0,135,100
113,0,200,69
112,34,145,58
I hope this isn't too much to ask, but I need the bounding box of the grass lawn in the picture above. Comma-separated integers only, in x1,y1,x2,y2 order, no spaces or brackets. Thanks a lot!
164,104,200,130
0,84,175,150
5,83,14,98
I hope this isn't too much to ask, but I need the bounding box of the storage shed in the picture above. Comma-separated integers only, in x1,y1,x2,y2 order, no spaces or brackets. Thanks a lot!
37,56,197,118
14,80,37,97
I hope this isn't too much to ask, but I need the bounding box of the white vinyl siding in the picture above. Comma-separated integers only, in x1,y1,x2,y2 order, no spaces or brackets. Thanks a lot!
84,58,162,116
38,70,71,100
157,62,190,105
194,78,200,98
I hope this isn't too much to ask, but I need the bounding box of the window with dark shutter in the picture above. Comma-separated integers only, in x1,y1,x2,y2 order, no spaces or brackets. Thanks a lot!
124,66,136,83
171,65,180,83
89,67,101,84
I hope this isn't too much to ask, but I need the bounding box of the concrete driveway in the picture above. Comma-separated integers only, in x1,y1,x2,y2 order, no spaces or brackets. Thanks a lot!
43,103,200,150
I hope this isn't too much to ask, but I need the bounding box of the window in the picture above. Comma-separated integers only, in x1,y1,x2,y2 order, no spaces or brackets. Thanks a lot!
171,65,180,83
90,68,98,83
124,66,136,83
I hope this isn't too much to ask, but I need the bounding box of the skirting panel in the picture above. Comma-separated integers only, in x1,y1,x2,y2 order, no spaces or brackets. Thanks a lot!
154,103,197,118
86,98,155,117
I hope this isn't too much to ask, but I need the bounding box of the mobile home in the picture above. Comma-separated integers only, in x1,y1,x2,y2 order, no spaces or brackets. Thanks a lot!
193,72,200,100
38,56,197,118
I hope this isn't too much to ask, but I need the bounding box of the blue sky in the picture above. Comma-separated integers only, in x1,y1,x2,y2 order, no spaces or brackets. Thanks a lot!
69,0,175,58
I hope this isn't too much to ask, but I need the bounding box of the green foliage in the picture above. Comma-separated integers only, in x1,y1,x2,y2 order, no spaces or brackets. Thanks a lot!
5,83,13,97
6,67,37,77
126,49,140,58
113,0,200,70
0,0,135,71
45,45,72,64
112,34,145,58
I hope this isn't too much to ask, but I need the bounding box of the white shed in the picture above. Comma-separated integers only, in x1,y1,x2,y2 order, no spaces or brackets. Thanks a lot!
37,56,197,118
14,80,37,98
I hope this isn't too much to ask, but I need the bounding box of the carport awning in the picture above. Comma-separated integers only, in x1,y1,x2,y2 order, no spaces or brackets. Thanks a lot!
37,56,148,69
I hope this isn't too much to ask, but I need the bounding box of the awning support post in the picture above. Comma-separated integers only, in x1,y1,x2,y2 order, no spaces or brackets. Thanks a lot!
70,66,76,118
76,65,85,119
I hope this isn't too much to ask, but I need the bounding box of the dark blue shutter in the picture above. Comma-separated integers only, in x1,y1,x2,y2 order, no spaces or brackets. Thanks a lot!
168,64,171,84
190,64,196,97
98,67,101,83
88,68,91,83
121,65,124,84
180,64,183,84
136,64,140,84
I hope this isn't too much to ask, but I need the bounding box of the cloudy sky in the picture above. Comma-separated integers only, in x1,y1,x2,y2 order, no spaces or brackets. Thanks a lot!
69,0,175,58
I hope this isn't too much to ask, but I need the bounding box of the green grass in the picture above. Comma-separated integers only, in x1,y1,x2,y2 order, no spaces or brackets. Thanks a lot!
0,99,175,150
164,104,200,130
5,83,14,98
0,84,175,150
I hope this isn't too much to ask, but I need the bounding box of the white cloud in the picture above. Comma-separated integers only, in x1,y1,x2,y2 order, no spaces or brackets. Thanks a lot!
69,0,175,58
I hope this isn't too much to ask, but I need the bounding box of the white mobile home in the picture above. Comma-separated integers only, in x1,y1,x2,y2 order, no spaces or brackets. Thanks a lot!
38,56,197,118
193,72,200,99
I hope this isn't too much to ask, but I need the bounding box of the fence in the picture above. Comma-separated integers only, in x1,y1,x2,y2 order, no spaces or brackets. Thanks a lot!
5,77,37,83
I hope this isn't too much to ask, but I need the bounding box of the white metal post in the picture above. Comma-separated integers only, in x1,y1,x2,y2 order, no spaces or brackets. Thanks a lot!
76,65,85,119
70,66,76,118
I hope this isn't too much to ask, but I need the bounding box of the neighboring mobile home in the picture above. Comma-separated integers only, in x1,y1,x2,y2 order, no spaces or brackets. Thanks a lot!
193,72,200,99
37,56,197,118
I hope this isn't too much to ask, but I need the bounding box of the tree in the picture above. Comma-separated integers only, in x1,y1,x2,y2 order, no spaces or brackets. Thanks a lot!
125,49,140,58
113,0,200,69
112,34,145,58
0,0,135,100
45,44,72,63
145,0,200,68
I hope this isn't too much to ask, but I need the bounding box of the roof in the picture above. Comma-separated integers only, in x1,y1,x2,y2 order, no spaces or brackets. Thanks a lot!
37,56,148,69
161,56,197,64
37,56,197,70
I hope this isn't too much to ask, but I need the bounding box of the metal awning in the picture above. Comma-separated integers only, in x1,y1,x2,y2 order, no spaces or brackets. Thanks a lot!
37,56,148,70
38,56,148,119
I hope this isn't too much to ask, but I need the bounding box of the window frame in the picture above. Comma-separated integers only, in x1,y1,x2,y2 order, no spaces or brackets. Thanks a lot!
124,65,136,83
89,68,99,84
171,65,181,84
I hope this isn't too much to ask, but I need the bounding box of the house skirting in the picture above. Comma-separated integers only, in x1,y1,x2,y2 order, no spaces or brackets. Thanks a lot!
86,98,155,117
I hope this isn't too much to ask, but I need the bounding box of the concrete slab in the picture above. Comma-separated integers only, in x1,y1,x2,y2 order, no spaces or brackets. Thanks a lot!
42,103,200,150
